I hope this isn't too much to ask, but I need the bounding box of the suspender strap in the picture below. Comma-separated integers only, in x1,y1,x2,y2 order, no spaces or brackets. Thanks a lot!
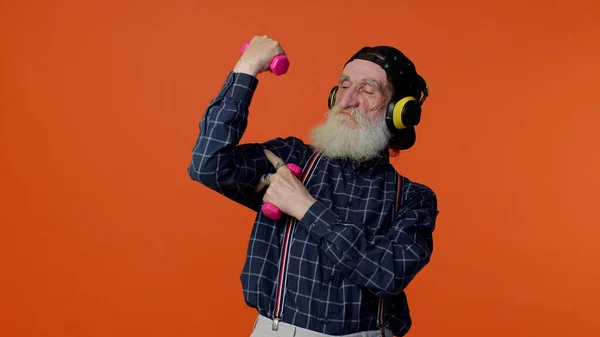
271,151,322,330
378,172,404,336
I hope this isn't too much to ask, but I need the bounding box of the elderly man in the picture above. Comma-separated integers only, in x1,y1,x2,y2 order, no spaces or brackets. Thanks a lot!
188,35,439,337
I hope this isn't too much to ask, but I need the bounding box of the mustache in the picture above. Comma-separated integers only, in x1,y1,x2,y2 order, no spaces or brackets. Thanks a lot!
330,105,367,124
332,105,357,115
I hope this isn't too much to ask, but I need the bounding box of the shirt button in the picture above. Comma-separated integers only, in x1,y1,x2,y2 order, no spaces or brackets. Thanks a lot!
329,275,335,281
346,201,352,207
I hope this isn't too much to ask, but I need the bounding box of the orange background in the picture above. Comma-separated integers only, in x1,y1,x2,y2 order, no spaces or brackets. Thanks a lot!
2,1,600,336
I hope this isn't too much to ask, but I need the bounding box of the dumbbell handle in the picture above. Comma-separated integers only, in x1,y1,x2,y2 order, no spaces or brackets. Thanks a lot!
241,41,290,76
262,163,302,220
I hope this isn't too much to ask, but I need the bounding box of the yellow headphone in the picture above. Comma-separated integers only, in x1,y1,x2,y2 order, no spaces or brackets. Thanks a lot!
327,85,426,132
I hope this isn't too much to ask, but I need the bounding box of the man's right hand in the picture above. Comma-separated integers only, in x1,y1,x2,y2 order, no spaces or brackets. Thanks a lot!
233,35,285,77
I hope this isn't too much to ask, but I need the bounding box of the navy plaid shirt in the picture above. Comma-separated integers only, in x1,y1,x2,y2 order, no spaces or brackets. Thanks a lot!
188,71,439,336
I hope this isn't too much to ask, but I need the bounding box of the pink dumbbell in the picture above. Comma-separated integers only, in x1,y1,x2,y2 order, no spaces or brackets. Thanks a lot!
241,41,290,76
262,163,302,220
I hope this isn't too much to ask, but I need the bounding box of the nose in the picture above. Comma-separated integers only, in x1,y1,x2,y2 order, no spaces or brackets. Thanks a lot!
336,87,359,109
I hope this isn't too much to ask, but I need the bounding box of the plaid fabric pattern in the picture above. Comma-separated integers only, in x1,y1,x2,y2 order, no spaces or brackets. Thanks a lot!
188,71,439,336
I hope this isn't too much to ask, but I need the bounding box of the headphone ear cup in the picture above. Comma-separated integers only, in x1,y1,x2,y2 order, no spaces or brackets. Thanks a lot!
328,86,339,109
385,96,421,131
403,99,422,126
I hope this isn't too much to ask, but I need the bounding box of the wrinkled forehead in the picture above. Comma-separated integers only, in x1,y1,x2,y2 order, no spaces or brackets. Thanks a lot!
341,59,388,87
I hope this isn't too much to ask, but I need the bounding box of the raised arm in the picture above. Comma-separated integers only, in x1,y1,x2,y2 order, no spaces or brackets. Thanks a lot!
188,36,293,211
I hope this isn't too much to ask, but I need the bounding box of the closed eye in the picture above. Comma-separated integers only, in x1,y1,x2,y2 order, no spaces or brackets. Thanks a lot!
361,84,376,95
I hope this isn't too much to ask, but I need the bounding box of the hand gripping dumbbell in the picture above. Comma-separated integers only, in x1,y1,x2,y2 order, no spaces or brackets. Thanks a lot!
241,41,290,76
262,163,302,220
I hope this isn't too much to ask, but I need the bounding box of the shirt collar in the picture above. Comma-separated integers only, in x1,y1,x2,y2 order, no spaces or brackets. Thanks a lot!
346,149,390,171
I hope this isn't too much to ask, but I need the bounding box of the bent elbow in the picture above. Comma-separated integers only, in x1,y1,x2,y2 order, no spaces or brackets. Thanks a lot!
391,255,432,295
188,168,213,187
187,160,229,189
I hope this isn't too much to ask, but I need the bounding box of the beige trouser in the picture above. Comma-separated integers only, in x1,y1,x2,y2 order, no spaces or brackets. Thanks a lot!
250,315,393,337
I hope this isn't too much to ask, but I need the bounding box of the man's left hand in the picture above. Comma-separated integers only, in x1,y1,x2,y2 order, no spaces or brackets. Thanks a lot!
260,149,316,220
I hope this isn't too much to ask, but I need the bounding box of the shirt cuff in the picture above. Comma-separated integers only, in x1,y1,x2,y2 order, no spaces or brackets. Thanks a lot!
219,71,259,102
297,200,339,240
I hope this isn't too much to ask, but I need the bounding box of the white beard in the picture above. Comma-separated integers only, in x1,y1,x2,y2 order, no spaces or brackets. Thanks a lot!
309,105,391,161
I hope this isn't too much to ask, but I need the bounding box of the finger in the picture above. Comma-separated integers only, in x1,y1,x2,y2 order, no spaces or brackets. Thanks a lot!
263,149,283,168
255,174,269,192
275,161,285,170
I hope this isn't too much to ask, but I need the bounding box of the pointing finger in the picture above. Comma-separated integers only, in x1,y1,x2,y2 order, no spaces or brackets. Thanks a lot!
263,149,283,168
